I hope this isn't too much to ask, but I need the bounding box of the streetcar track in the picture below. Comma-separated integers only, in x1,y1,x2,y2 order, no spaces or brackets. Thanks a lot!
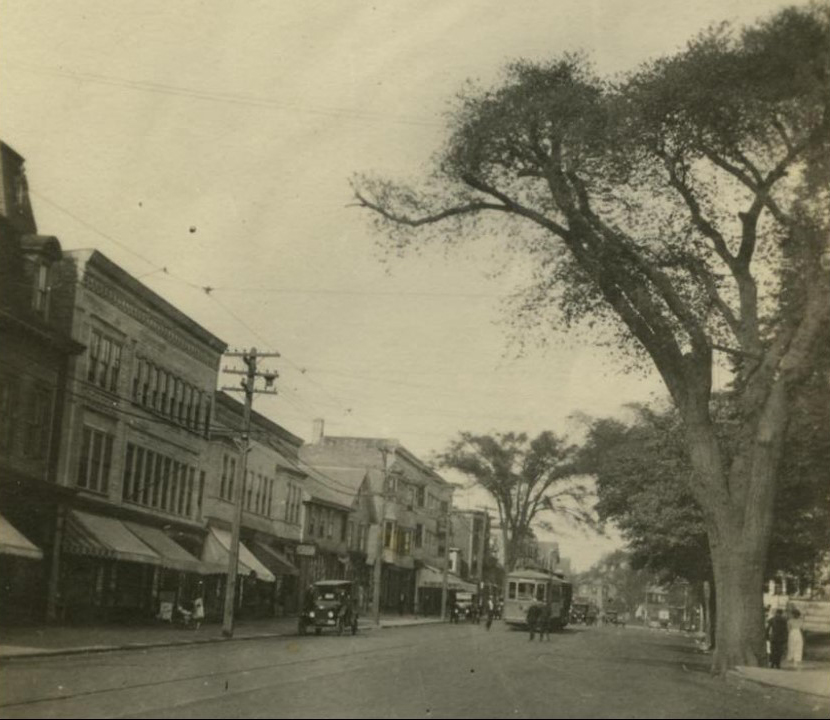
0,638,421,710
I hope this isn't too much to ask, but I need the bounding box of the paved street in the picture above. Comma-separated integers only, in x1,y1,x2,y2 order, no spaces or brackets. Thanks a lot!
1,623,827,719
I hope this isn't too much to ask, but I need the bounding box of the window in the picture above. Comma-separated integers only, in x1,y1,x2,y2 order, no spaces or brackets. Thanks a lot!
221,455,228,499
32,263,49,317
307,506,316,537
122,444,134,500
340,514,347,542
535,584,546,602
76,426,114,493
0,377,17,454
228,457,236,501
87,329,122,393
517,582,534,600
384,521,395,549
414,524,424,549
347,521,355,548
23,387,52,459
508,582,517,600
399,529,412,555
416,486,425,508
197,470,205,516
326,509,334,539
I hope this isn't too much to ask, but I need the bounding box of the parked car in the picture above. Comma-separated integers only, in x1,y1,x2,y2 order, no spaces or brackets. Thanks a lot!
299,580,359,636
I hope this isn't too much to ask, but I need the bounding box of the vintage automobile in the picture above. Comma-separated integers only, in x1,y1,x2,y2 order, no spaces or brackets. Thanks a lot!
298,580,359,636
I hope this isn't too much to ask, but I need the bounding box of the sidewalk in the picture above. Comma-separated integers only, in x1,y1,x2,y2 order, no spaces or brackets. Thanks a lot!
0,614,444,662
731,662,830,699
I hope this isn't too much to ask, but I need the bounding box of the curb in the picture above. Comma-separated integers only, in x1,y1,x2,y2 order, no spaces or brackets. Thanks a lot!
728,668,830,700
0,619,447,663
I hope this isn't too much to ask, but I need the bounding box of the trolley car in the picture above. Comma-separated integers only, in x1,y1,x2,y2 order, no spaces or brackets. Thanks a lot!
503,569,572,630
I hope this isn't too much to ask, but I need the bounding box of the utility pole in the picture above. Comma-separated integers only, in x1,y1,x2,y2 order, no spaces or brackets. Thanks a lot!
220,347,279,638
440,498,452,621
372,446,391,625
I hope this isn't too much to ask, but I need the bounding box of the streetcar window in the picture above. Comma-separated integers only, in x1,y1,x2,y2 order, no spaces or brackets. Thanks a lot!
535,584,546,601
508,582,517,600
550,585,560,601
517,582,534,600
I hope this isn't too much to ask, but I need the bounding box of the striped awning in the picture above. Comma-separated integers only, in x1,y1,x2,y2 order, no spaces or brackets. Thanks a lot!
202,527,276,583
63,510,161,565
251,541,299,576
0,513,43,560
124,521,224,575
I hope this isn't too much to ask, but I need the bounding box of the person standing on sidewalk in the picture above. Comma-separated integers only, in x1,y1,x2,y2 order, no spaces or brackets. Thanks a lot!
766,609,788,669
786,607,804,669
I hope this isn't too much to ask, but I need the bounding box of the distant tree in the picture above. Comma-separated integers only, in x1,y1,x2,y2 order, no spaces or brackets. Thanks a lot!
355,6,830,670
437,431,591,572
576,549,652,617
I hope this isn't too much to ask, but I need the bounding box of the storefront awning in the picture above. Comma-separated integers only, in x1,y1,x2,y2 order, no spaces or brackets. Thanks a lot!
417,565,477,593
0,513,43,560
124,521,224,575
202,527,276,583
251,541,299,577
64,510,161,565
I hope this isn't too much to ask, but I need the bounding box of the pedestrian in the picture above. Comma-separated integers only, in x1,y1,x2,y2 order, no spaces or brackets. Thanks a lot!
766,608,788,669
399,592,405,616
485,597,495,631
786,607,804,669
537,603,552,641
527,604,542,641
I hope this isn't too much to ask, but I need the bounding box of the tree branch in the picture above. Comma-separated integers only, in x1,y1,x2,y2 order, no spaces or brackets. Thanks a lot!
353,191,508,227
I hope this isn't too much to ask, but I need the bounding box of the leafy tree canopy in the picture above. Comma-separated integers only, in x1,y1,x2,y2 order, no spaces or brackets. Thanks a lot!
437,431,592,571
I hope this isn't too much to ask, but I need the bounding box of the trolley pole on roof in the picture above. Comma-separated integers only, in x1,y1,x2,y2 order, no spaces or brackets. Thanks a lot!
220,347,279,638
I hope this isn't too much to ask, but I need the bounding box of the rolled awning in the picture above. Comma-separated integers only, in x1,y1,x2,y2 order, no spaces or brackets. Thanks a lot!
251,541,298,576
416,565,477,593
123,521,224,575
64,510,161,565
202,527,275,583
0,513,43,560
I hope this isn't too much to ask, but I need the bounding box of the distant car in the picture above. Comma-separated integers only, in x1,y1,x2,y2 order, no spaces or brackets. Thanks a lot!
299,580,359,636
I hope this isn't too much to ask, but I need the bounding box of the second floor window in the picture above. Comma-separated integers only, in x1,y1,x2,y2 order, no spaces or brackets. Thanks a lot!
23,387,52,459
87,329,122,393
77,426,114,494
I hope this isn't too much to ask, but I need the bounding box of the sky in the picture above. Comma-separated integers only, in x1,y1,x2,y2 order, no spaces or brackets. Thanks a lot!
0,0,801,571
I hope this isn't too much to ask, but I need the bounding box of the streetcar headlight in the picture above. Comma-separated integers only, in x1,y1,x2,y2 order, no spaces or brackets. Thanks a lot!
328,611,334,619
309,611,315,618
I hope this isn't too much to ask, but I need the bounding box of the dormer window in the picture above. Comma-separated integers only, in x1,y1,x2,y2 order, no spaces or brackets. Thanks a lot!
32,263,49,318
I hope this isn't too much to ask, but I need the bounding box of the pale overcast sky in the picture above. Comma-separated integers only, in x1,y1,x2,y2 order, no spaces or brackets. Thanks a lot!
0,0,800,570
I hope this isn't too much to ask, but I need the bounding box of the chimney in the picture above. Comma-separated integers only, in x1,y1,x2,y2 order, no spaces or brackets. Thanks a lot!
312,418,325,444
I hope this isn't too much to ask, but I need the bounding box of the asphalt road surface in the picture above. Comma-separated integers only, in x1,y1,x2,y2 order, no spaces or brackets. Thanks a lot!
1,623,827,719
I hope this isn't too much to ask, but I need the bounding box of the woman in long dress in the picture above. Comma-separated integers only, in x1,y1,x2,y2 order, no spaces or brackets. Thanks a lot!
786,608,804,667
